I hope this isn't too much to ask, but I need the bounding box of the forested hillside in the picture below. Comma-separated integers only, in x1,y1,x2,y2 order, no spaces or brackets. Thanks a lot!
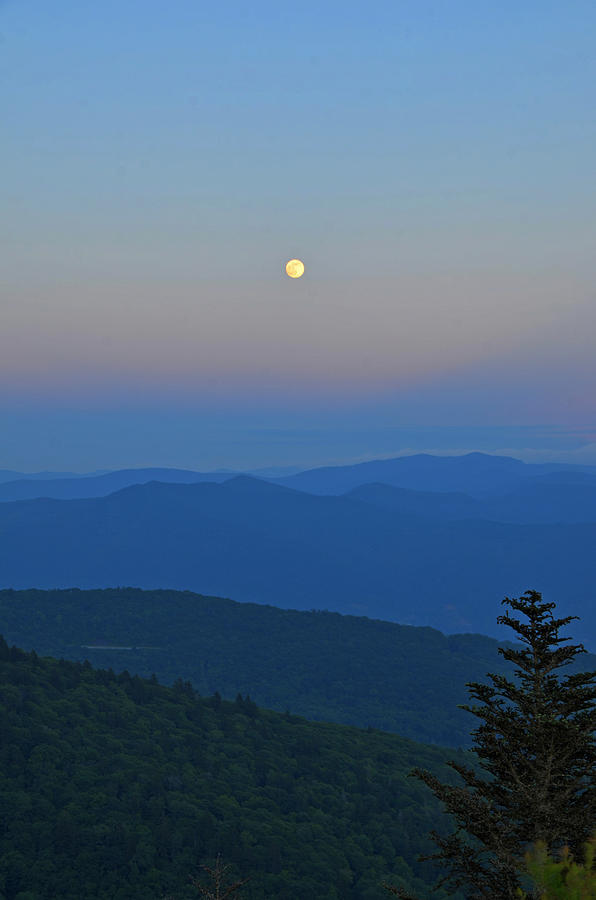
3,588,595,749
0,640,467,899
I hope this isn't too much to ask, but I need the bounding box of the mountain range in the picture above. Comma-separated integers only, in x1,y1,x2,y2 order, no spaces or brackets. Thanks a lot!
2,452,596,502
0,466,595,644
2,587,595,748
0,467,232,501
274,452,596,497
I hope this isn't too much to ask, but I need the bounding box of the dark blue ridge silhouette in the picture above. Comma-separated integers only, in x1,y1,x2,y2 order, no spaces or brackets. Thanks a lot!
0,474,595,646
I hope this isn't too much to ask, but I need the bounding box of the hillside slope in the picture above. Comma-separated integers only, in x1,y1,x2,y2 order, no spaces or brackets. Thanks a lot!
3,588,594,748
0,640,465,899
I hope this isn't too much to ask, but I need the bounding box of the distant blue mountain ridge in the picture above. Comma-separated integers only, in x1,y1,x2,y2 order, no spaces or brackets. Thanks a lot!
0,467,233,501
1,452,595,502
273,451,596,497
0,463,595,646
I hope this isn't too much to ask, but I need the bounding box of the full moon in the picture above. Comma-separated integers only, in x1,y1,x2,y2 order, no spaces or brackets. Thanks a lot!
285,258,305,279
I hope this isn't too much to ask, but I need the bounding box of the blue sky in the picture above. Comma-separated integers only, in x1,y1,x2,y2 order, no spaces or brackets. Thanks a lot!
2,1,595,469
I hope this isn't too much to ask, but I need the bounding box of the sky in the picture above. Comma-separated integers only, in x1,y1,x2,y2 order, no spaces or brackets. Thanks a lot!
2,0,596,470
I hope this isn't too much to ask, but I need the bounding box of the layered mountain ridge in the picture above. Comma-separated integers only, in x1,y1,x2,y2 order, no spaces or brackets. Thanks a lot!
3,587,595,748
1,469,595,642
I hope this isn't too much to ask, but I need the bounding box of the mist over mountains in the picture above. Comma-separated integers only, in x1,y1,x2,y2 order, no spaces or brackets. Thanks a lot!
1,453,595,645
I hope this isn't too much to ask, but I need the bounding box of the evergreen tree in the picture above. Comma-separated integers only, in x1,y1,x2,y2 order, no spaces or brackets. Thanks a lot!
387,590,596,899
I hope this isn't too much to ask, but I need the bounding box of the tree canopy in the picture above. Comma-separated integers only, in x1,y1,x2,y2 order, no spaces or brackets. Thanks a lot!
0,637,466,899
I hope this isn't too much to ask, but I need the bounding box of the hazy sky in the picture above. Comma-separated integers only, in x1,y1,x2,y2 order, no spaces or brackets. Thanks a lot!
2,1,595,469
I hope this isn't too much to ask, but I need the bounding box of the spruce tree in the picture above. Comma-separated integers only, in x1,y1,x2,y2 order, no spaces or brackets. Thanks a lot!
388,590,596,899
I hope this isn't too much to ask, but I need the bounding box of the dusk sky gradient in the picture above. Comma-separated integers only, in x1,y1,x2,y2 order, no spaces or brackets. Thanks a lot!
2,1,596,469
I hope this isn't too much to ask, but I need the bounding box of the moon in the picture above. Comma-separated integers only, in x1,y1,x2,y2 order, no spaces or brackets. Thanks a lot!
285,258,305,279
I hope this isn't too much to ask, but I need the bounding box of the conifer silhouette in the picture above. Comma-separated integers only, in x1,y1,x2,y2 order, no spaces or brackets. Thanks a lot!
386,590,596,899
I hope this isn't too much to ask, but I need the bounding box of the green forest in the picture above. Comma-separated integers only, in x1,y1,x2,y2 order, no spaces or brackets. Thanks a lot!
0,638,468,900
5,588,594,748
